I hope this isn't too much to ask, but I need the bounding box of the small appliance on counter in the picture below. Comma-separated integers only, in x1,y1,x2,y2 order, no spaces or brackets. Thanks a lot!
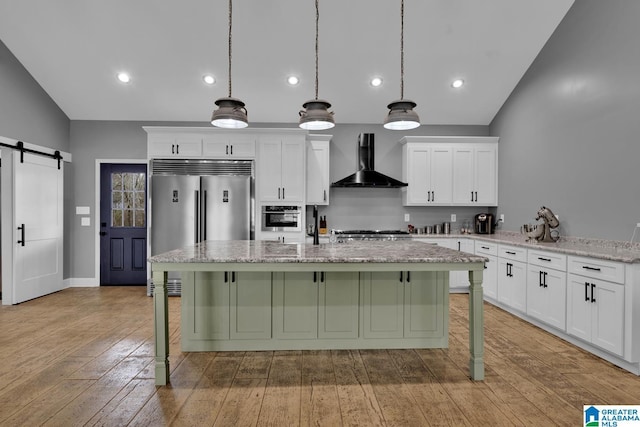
474,213,496,234
521,206,560,243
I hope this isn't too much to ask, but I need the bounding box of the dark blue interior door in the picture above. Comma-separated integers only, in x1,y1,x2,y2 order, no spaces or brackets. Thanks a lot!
100,163,148,285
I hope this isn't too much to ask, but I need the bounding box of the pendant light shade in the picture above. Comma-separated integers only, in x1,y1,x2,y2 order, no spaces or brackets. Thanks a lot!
384,99,420,130
299,0,335,130
211,97,248,129
384,0,420,130
211,0,248,129
299,99,334,130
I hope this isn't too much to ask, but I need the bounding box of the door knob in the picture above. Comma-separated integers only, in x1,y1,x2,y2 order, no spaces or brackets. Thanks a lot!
99,231,107,236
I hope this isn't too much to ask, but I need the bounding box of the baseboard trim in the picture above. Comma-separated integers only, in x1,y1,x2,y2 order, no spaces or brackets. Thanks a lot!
65,278,99,287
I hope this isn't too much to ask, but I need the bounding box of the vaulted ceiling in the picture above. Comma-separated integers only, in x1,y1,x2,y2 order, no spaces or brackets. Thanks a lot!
0,0,574,125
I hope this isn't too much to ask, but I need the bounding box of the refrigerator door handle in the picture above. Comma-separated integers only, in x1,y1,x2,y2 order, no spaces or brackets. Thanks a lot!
194,190,200,244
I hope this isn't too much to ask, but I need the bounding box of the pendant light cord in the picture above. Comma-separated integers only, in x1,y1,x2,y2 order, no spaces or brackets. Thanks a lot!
314,0,320,100
227,0,233,98
400,0,405,100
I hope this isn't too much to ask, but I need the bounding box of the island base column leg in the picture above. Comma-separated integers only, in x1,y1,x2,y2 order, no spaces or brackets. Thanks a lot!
468,269,485,381
153,270,170,386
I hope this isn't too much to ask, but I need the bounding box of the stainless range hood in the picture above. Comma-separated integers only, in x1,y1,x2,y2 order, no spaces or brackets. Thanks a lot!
331,133,407,188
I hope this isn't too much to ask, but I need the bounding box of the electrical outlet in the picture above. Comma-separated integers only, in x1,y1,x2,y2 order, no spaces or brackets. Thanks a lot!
450,214,457,222
636,222,640,228
404,213,410,222
499,214,505,223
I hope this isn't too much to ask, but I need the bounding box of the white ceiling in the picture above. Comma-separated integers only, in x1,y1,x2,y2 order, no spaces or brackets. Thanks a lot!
0,0,574,125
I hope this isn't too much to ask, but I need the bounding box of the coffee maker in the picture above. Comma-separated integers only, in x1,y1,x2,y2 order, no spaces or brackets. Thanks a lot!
474,213,495,234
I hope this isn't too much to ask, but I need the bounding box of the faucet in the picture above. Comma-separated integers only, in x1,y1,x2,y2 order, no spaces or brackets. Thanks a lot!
313,205,319,245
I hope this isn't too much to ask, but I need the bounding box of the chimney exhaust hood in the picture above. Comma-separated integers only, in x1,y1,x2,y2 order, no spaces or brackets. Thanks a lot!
331,133,408,188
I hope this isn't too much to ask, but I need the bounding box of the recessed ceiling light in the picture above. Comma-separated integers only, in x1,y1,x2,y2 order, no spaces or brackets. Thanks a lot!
452,79,464,88
117,72,131,84
203,74,216,85
370,77,383,87
287,75,300,86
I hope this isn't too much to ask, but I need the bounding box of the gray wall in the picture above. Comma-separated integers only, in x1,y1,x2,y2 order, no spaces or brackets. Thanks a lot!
0,39,70,151
490,0,640,241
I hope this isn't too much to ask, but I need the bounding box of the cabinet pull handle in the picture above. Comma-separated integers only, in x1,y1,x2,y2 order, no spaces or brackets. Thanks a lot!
225,272,229,283
474,191,478,202
471,191,474,202
323,189,326,201
226,144,229,155
176,144,179,154
17,224,25,246
427,191,430,202
591,283,596,303
313,272,317,283
282,187,285,199
538,257,551,262
582,266,601,272
431,191,434,201
539,271,544,287
171,144,175,154
230,144,233,155
278,187,281,199
481,246,490,250
543,272,548,288
406,271,410,283
506,262,513,277
458,241,461,251
585,282,589,301
399,271,403,282
506,251,516,255
232,272,236,283
321,272,325,283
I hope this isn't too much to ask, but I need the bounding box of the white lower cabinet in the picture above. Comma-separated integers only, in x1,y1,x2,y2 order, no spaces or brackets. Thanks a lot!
497,245,527,313
566,256,625,356
449,238,475,291
526,250,567,331
475,242,498,300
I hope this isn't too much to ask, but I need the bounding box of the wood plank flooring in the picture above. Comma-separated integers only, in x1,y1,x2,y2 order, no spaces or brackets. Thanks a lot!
1,287,639,426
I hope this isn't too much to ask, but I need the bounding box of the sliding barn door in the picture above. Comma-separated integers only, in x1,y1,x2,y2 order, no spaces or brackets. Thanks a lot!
12,152,64,303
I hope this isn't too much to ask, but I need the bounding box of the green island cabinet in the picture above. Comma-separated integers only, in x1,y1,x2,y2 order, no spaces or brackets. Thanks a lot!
180,270,449,351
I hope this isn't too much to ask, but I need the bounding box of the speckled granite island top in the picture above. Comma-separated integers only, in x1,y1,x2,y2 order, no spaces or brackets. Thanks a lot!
148,240,488,264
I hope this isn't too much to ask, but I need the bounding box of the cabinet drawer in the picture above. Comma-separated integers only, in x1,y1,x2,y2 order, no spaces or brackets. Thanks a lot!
568,256,625,284
475,241,497,256
528,250,567,271
498,244,527,262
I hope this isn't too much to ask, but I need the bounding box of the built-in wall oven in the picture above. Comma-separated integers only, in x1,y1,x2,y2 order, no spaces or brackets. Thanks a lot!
261,205,302,232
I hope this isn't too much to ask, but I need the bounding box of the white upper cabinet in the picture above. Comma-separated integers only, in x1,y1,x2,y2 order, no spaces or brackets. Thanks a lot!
257,135,306,202
147,134,202,158
306,135,331,205
401,143,453,205
202,133,256,158
452,142,498,206
400,136,498,207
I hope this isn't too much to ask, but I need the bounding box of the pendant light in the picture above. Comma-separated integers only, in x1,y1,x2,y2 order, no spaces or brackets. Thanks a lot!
211,0,248,129
384,0,420,130
299,0,335,130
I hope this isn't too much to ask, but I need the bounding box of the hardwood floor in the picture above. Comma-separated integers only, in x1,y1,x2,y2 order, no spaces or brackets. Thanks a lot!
1,287,638,426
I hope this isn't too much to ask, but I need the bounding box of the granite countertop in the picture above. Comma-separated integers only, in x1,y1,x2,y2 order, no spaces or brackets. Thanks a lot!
148,240,488,264
411,231,640,263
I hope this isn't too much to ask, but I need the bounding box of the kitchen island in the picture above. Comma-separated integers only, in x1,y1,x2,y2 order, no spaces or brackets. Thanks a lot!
149,240,487,385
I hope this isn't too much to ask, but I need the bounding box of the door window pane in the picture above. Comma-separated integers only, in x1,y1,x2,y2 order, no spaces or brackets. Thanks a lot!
111,172,146,228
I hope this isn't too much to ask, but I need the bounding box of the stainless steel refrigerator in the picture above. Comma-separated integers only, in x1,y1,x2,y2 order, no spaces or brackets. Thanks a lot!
149,159,254,295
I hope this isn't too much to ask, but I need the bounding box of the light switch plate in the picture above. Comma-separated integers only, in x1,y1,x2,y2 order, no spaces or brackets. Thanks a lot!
450,214,456,222
404,213,410,222
81,217,91,227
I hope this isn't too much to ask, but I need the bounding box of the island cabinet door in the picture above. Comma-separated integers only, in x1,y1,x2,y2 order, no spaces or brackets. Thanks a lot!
273,272,318,339
230,272,272,339
181,271,230,341
318,272,360,339
362,272,405,339
404,271,448,339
